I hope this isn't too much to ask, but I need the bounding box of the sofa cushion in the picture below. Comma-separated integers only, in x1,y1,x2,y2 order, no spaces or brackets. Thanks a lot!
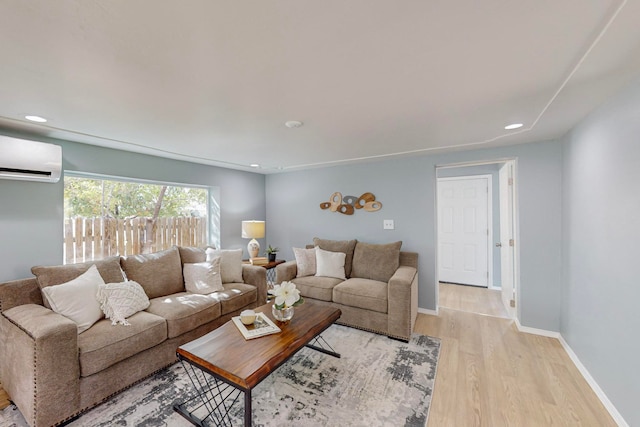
183,259,223,294
293,247,316,277
77,310,167,377
313,238,357,277
32,256,125,308
146,292,221,338
206,248,243,283
333,278,388,313
209,283,257,315
41,264,105,334
120,246,184,299
96,281,150,326
178,246,208,265
315,248,346,280
292,276,344,302
351,241,402,283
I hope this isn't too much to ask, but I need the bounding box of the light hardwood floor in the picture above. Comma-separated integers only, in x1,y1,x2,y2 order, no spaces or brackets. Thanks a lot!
0,286,617,425
438,282,511,318
0,382,9,410
416,283,616,426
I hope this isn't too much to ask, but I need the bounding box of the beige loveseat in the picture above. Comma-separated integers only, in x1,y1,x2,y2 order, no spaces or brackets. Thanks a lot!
0,245,266,427
275,238,418,342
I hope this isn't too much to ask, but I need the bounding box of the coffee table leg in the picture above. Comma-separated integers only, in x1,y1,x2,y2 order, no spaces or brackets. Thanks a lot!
306,334,341,358
175,358,244,426
244,389,252,426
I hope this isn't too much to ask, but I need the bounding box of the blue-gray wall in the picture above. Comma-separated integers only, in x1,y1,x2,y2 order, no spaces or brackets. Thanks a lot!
561,76,640,425
437,164,502,287
0,132,265,282
266,140,563,331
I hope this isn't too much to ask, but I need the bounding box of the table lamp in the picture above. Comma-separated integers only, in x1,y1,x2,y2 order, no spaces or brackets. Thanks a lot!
241,220,265,259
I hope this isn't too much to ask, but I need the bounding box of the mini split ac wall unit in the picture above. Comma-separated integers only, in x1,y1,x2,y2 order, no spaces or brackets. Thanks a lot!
0,135,62,183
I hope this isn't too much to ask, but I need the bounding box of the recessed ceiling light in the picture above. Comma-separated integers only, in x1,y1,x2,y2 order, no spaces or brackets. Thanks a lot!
25,115,48,123
250,164,260,168
285,120,303,128
504,123,523,130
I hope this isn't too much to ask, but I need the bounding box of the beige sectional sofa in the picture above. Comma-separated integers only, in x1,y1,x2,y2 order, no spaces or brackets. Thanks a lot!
0,245,266,427
275,238,418,342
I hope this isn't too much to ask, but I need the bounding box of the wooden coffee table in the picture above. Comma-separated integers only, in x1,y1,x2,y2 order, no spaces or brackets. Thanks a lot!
174,301,342,427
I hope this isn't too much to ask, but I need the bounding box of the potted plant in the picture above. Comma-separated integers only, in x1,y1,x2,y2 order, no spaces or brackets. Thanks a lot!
265,245,279,262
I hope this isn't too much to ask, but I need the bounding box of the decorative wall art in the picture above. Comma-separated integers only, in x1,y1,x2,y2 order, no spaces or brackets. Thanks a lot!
319,192,382,215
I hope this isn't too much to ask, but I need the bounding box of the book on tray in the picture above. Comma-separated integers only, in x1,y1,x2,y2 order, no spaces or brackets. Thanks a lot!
232,312,281,340
250,257,268,265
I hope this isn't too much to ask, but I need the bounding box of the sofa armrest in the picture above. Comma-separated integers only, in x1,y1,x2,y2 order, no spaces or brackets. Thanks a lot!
275,260,297,284
242,264,268,305
387,266,418,341
0,304,80,427
0,278,44,313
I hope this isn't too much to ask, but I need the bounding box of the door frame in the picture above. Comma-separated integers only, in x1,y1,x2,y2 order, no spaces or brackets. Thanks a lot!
435,158,520,319
436,174,493,287
499,161,517,318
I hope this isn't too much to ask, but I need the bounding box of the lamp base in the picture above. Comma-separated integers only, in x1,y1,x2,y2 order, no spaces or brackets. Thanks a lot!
248,238,260,259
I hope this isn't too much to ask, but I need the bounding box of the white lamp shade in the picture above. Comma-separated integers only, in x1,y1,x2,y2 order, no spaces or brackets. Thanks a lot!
241,220,265,239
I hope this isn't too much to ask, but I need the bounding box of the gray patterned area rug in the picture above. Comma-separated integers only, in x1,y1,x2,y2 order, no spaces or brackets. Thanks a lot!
2,325,440,427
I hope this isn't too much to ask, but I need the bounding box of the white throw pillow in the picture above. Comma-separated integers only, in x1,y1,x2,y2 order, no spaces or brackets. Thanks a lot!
205,248,243,283
96,281,150,326
315,247,346,280
41,264,105,334
184,258,223,294
293,247,316,278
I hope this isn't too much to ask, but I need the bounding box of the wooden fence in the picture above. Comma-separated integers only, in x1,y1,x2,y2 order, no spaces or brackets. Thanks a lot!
64,216,207,264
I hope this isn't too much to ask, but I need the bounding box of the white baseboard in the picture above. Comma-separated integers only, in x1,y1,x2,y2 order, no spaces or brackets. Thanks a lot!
558,335,629,427
515,318,628,426
418,307,438,316
514,317,560,338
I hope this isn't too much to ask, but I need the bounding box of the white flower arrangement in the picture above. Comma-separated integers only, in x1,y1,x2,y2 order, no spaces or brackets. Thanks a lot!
269,281,305,310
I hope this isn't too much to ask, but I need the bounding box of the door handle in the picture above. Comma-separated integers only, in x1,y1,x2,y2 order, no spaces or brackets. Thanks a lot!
495,243,502,247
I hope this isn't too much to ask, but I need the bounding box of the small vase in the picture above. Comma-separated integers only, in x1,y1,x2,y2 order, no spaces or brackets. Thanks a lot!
272,304,294,322
268,253,276,262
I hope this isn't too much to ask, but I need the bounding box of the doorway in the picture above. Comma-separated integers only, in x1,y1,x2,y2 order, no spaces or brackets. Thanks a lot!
436,159,518,318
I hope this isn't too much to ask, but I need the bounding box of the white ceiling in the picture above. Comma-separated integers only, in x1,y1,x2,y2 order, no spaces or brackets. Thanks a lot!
1,1,640,174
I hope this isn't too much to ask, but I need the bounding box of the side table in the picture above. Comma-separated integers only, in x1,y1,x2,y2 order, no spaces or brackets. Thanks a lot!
243,259,285,286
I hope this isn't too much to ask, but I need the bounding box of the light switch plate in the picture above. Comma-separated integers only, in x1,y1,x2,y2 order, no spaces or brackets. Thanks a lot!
383,220,394,230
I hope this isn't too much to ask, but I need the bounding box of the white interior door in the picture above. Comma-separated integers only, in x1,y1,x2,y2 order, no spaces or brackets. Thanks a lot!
499,162,516,316
438,176,490,287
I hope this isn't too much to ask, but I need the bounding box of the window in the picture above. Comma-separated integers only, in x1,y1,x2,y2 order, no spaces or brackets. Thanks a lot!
64,174,208,264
